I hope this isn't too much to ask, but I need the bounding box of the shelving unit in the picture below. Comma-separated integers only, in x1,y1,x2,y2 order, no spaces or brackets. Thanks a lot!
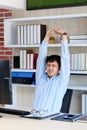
4,13,87,112
4,13,87,47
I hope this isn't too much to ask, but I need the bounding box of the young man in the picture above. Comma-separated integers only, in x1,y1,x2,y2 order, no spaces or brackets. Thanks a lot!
32,28,70,114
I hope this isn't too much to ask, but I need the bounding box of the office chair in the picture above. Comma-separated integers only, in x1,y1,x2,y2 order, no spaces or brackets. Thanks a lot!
60,89,73,113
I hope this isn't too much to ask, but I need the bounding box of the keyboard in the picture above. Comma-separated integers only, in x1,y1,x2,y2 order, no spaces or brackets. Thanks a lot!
0,108,30,116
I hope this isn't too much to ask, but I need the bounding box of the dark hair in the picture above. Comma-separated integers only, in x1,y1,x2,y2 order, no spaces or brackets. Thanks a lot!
46,55,61,68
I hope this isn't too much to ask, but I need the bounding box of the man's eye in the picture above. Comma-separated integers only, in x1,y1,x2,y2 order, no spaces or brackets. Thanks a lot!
52,65,56,67
48,65,50,67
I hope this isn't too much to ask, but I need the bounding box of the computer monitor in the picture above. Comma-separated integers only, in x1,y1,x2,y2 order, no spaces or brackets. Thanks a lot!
0,60,12,104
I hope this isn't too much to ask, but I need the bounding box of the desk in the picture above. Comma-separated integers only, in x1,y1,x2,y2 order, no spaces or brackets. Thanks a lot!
0,113,87,130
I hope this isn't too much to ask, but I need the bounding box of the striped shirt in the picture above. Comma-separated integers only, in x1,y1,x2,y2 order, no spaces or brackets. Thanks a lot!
32,39,70,114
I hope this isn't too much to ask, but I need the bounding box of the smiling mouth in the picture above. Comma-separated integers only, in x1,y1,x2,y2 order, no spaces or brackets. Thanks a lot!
48,71,54,74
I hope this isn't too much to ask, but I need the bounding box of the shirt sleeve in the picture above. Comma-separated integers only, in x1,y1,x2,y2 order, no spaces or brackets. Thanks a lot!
36,41,48,84
59,40,70,85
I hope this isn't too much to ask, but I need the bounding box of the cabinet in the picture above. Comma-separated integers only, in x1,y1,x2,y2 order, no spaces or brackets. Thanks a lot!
4,13,87,113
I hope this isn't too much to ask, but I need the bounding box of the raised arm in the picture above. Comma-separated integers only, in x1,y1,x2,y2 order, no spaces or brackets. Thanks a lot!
61,34,70,84
51,28,70,82
57,30,70,85
36,30,56,84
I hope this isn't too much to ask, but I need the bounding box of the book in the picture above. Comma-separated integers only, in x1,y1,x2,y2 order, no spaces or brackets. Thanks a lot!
37,24,46,44
78,53,82,71
17,25,21,45
24,25,27,45
23,50,27,69
82,94,86,114
30,53,34,69
20,25,24,45
26,53,38,70
69,39,87,44
70,53,77,70
70,53,86,71
69,34,87,40
33,24,37,44
81,53,85,71
20,50,24,69
86,53,87,70
86,94,87,115
33,53,38,69
13,56,20,68
30,24,34,44
27,53,30,69
17,24,46,45
27,25,31,45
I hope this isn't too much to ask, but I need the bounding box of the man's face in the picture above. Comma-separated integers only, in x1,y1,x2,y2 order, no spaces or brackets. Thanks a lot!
46,61,59,78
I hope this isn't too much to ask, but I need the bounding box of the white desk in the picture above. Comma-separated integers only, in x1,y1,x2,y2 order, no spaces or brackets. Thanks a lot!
0,113,87,130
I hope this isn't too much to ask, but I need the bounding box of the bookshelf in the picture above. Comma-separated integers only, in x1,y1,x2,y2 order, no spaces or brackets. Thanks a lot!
4,13,87,113
4,13,87,46
4,13,87,73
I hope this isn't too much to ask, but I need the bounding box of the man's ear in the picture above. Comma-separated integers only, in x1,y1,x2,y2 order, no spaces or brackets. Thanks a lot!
59,66,61,71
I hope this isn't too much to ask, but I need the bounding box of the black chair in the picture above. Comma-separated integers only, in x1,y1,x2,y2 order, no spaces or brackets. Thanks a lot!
60,89,73,113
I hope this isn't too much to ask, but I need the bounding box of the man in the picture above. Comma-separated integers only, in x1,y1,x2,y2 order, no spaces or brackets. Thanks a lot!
32,28,70,114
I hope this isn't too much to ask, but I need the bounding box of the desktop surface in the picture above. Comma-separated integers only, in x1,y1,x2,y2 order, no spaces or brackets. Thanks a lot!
0,113,87,130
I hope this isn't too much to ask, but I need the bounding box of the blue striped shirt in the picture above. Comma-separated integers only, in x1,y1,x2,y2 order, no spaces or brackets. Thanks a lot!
32,39,70,113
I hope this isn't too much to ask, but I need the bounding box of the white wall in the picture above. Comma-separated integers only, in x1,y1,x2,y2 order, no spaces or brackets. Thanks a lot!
0,0,25,9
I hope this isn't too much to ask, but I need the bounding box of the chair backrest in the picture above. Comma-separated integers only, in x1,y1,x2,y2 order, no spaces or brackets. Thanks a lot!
60,89,73,113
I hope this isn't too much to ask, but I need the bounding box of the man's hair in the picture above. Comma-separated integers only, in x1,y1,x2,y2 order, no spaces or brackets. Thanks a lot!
46,55,61,68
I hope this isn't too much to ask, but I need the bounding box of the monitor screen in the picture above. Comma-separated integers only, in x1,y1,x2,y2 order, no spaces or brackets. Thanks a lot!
0,60,12,104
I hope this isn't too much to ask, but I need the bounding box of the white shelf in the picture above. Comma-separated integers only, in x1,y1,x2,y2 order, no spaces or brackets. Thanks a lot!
11,68,36,72
68,43,87,47
68,86,87,91
11,69,87,75
4,43,87,48
71,71,87,75
12,83,35,88
4,13,87,22
5,44,40,48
